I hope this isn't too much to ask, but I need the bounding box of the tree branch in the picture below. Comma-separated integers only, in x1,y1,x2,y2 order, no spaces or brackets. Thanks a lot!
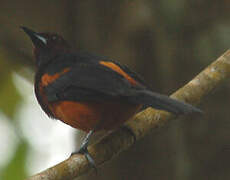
28,50,230,180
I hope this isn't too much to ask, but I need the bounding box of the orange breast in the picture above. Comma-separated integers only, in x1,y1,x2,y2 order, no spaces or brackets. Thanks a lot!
49,101,142,132
39,66,142,132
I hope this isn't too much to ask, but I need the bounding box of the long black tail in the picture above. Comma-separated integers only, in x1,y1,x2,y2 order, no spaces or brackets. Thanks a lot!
127,90,202,114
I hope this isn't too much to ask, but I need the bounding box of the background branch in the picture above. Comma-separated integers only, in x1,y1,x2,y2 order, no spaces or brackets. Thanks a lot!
28,50,230,180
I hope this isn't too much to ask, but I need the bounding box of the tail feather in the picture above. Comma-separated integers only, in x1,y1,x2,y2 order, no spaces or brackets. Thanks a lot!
127,90,202,114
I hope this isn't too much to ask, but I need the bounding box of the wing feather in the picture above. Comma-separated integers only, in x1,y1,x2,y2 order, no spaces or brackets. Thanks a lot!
44,62,143,102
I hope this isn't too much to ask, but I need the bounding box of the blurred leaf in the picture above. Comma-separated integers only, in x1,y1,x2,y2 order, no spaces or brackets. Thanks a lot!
0,47,23,119
0,73,22,119
0,141,28,180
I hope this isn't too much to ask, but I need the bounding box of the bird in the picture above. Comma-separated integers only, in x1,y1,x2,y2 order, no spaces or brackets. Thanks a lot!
21,26,202,168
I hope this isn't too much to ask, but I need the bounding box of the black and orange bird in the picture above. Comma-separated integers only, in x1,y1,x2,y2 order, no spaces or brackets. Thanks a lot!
21,26,201,167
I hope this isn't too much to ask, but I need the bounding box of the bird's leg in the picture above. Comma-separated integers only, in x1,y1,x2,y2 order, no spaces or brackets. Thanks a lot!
78,130,94,153
71,130,96,169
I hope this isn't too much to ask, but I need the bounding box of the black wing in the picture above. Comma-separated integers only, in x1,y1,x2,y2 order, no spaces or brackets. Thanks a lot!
44,62,144,102
43,57,202,114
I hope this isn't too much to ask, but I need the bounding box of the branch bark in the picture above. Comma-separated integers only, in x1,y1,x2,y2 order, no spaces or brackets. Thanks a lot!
28,50,230,180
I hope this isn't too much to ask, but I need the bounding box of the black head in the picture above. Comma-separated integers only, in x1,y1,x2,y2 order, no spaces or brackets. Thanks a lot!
21,26,70,67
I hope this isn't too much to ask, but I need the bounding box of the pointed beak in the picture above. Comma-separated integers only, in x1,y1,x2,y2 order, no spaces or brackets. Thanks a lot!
21,26,47,47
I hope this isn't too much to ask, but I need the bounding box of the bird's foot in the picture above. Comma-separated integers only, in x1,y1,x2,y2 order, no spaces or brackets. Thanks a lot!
70,130,97,171
71,146,97,171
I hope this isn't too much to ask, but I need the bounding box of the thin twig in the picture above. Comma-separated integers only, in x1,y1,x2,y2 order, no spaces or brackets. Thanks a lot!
28,50,230,180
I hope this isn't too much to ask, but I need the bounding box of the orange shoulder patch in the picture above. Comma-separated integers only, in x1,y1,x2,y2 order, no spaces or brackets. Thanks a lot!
41,68,70,87
99,61,137,86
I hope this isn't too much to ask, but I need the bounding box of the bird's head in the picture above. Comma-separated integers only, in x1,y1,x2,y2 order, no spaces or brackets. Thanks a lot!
21,26,70,67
